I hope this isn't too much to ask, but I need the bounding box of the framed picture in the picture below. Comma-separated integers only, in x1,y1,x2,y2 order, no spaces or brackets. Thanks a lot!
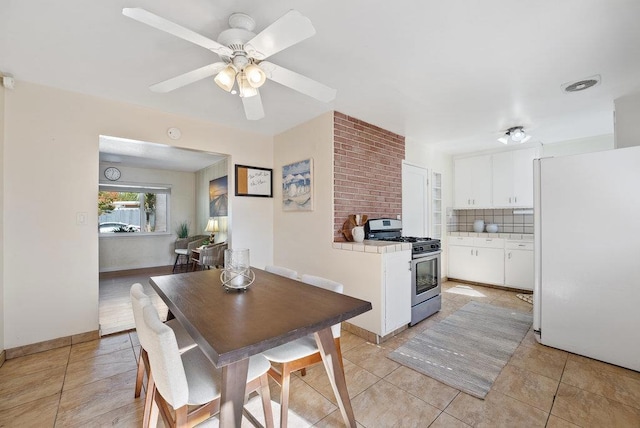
234,164,273,197
282,158,313,211
209,175,228,217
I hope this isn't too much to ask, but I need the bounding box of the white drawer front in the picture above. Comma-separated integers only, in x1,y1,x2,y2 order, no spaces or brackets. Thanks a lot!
473,237,505,249
506,241,534,251
449,236,475,246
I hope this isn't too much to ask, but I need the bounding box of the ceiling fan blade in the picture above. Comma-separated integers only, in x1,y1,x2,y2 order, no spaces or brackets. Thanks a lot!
122,8,233,57
259,61,336,103
244,10,315,60
242,91,265,120
150,63,227,93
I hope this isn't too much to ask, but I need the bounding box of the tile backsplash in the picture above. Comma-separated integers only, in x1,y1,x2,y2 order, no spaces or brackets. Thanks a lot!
448,209,534,234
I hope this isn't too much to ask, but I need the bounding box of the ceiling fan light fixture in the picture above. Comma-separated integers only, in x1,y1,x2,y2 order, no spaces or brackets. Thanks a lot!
499,126,531,145
244,64,266,88
214,64,237,92
237,72,258,98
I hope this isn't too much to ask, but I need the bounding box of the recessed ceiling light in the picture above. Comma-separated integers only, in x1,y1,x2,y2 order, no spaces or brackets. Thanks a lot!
561,75,601,93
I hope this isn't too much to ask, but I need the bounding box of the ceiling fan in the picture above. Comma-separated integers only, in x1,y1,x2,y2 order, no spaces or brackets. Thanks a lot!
122,8,337,120
497,126,532,145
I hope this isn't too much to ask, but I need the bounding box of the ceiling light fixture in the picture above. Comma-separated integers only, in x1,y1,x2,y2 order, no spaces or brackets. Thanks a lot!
213,61,265,97
213,64,237,92
498,126,532,145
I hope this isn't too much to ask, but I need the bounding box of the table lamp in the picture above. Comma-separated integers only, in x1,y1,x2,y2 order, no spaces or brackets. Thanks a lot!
205,218,219,242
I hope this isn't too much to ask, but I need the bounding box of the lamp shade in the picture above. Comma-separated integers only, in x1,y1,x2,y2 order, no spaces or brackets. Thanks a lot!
244,64,266,88
237,72,258,98
214,65,237,92
205,218,219,233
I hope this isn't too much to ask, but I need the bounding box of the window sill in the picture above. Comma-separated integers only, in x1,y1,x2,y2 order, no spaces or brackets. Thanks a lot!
99,232,172,239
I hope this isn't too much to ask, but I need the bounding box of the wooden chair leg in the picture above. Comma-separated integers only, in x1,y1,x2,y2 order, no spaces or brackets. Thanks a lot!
143,371,156,428
279,364,292,428
135,348,146,397
172,254,180,273
259,374,274,428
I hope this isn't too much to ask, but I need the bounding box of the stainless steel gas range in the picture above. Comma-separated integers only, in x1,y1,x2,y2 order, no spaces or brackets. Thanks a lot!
365,219,442,326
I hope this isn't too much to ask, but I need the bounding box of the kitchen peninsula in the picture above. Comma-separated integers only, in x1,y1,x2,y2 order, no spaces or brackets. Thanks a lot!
329,240,411,343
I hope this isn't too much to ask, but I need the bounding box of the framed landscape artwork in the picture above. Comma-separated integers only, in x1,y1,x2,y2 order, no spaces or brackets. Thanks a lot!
282,158,313,211
209,175,228,217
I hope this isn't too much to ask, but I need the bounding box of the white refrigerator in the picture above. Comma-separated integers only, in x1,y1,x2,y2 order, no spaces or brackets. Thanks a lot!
533,145,640,372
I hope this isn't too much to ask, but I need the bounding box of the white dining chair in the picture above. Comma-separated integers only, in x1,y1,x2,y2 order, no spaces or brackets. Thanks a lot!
264,265,298,279
130,283,197,399
140,303,274,428
261,274,344,428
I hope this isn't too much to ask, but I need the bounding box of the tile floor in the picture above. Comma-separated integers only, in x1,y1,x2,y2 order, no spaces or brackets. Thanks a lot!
2,280,640,427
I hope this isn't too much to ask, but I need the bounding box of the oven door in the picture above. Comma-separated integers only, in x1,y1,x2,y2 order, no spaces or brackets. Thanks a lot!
411,251,441,306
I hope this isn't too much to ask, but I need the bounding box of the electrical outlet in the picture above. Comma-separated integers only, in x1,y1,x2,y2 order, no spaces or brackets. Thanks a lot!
76,212,87,225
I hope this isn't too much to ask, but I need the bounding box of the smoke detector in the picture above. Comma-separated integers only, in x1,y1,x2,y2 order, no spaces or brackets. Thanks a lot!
561,75,601,93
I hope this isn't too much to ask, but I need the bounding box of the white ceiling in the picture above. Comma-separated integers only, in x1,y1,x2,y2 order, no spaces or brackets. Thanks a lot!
3,0,640,157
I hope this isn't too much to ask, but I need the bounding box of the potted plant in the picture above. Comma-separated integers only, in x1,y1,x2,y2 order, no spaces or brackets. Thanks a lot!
176,221,190,239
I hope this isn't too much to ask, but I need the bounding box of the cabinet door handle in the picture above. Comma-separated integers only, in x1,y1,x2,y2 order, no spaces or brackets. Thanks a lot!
475,250,478,256
470,249,474,256
468,198,471,205
514,196,518,203
508,252,512,259
509,197,512,203
518,244,525,247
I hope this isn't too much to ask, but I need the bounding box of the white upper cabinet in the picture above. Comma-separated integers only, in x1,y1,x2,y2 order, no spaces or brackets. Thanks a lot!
454,155,492,208
492,147,537,208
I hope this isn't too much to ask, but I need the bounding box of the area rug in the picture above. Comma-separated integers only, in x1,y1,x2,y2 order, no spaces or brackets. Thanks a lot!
388,301,532,399
516,293,533,304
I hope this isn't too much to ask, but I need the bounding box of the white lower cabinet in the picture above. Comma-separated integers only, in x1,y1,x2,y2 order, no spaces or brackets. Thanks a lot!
448,237,504,286
504,241,534,290
383,250,412,334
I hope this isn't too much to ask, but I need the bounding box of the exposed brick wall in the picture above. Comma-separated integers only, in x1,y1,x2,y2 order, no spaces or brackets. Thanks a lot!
333,111,405,241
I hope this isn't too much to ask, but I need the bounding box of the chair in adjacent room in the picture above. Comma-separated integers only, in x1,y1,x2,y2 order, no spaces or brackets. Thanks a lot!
191,242,227,270
264,265,298,279
140,303,274,428
130,283,197,399
261,274,344,427
173,235,208,273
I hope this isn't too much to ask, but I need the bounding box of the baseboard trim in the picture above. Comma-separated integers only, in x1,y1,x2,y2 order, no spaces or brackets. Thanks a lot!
447,277,532,294
6,330,100,360
0,350,5,367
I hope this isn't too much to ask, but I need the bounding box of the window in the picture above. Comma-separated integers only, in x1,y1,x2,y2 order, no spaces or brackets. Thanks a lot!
99,184,170,234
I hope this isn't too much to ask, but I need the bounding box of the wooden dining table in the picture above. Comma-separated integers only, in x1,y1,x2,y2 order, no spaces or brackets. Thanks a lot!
149,267,372,428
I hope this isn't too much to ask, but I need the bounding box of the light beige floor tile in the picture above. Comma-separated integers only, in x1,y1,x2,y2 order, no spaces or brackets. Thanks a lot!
519,330,569,359
0,346,70,378
298,358,380,404
63,347,138,391
508,344,567,381
545,415,582,428
567,352,640,382
0,393,59,427
560,359,640,409
350,379,441,427
429,412,472,428
444,390,548,428
491,364,559,412
551,382,640,427
0,365,66,412
313,409,365,427
269,374,337,426
384,365,459,410
343,342,400,378
339,330,367,353
56,369,139,427
68,332,133,363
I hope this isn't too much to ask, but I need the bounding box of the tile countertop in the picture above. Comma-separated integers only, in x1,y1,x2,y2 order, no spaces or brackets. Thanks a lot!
332,240,412,253
449,232,534,241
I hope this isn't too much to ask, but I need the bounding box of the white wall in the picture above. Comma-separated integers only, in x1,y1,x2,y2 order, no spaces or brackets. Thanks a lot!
614,92,640,148
98,164,198,272
3,82,273,349
542,134,614,157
